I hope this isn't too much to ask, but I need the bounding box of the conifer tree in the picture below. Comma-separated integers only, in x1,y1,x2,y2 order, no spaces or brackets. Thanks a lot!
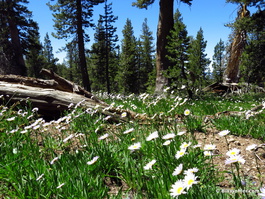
90,19,107,91
139,18,155,92
212,39,226,83
43,33,58,73
65,39,82,85
240,9,265,85
0,0,37,75
118,19,138,93
48,0,104,91
166,9,191,97
25,24,46,78
133,0,193,94
90,1,118,93
188,28,211,91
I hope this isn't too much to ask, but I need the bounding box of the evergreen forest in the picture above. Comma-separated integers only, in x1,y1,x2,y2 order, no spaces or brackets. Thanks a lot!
0,0,265,96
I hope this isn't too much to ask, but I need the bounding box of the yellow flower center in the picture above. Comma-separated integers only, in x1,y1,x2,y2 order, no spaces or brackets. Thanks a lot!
177,187,183,194
188,179,194,185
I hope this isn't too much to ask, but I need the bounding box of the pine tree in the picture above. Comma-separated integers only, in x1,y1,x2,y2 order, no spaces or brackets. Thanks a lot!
166,9,191,97
139,18,155,93
0,0,38,75
25,24,46,78
43,33,58,73
133,0,193,94
118,19,138,94
90,19,107,91
212,39,226,83
90,1,118,93
240,9,265,85
225,0,264,84
188,28,211,91
102,1,118,94
65,39,82,85
48,0,104,91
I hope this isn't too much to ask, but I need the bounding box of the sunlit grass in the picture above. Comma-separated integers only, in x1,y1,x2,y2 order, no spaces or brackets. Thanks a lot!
0,92,265,198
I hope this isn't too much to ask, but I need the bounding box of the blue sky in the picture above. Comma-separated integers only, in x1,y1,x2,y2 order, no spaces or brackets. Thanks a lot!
27,0,242,64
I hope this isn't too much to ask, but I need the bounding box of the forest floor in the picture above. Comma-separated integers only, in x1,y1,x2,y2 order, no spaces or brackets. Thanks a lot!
194,129,265,189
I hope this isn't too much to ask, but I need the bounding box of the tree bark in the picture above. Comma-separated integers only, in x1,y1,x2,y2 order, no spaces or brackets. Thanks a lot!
6,0,27,76
76,0,91,92
223,4,249,83
0,73,146,122
154,0,174,94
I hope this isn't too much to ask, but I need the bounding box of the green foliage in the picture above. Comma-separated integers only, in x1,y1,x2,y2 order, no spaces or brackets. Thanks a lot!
89,2,119,93
138,18,155,93
25,24,47,78
212,39,226,83
64,40,82,85
226,0,265,7
166,9,191,96
118,19,139,94
48,0,105,91
0,0,38,75
132,0,193,9
188,28,211,92
240,10,265,85
132,0,155,9
43,33,59,73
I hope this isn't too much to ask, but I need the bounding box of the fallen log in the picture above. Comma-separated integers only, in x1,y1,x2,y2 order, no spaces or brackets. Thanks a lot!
39,69,106,104
0,71,146,122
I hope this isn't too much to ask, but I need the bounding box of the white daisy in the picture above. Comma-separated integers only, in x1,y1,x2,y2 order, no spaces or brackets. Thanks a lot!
177,131,186,136
146,131,159,141
218,130,230,137
56,183,65,189
128,142,141,151
50,157,59,165
121,112,127,118
123,128,134,134
163,140,172,146
226,148,240,157
173,163,183,176
162,133,176,140
143,160,156,170
184,168,199,175
183,173,199,189
175,149,186,159
225,155,245,165
204,151,213,156
98,133,109,140
180,142,191,149
203,144,216,151
246,144,257,151
184,109,191,116
169,180,187,197
87,156,99,165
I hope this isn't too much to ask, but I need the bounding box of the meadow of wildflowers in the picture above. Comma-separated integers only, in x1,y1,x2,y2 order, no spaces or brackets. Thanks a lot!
0,92,265,198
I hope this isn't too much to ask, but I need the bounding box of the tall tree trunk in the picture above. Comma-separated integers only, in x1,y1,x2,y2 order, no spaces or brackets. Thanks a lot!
223,3,249,84
6,0,27,76
76,0,91,92
154,0,174,94
105,14,110,94
105,41,111,94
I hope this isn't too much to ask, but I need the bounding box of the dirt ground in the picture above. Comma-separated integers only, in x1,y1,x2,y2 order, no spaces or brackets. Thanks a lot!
194,130,265,189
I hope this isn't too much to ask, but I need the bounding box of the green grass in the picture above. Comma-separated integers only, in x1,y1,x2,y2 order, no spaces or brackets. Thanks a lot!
1,92,265,198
